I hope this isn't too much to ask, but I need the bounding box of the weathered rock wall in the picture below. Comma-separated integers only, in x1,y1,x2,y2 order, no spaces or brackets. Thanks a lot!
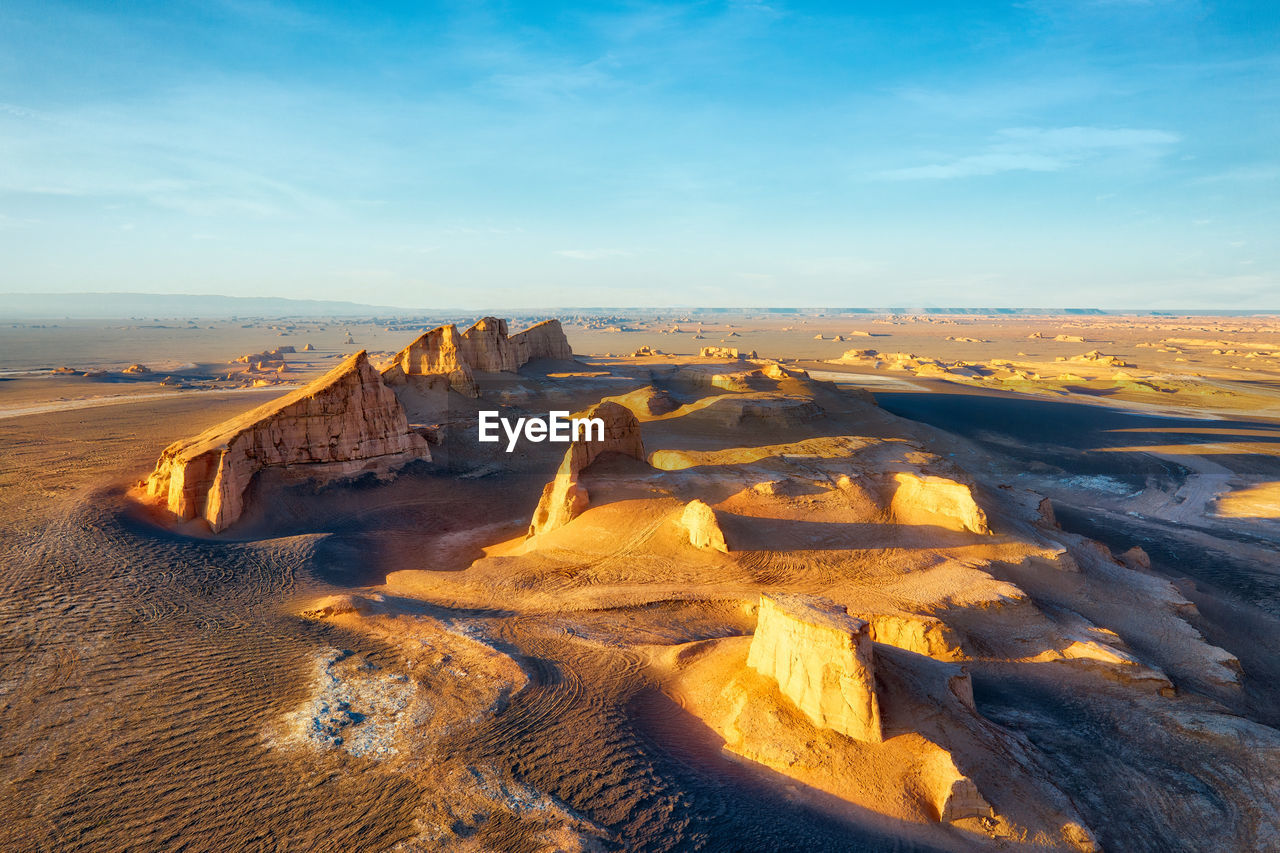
144,351,429,532
511,319,574,363
528,401,645,538
459,317,517,372
381,324,478,396
382,317,574,396
746,594,883,743
890,472,991,534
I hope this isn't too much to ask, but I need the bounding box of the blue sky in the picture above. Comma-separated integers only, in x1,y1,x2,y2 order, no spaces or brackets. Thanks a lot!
1,0,1277,309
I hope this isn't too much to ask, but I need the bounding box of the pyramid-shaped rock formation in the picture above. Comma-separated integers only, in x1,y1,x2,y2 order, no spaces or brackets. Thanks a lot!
144,351,429,532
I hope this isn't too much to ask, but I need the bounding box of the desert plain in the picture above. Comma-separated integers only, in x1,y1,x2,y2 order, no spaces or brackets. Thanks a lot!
3,310,1280,852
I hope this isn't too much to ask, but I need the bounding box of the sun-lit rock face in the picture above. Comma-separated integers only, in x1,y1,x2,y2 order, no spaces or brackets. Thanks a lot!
144,351,429,532
510,319,574,364
459,317,517,372
857,611,966,661
921,750,993,823
528,401,645,538
699,345,757,359
681,500,728,552
383,318,574,396
746,594,883,743
890,472,991,534
381,324,478,396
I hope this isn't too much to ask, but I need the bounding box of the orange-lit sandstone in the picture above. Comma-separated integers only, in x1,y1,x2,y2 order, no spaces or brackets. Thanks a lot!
142,351,428,532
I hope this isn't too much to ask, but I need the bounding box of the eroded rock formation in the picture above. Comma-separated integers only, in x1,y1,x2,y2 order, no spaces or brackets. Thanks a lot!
680,500,728,552
382,318,573,396
746,594,883,743
700,346,758,359
856,611,966,661
381,323,478,396
527,401,645,538
890,472,991,534
144,351,428,532
921,750,994,822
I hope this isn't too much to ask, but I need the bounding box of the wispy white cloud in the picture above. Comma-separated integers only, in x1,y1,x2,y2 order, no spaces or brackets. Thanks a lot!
554,248,634,260
871,126,1179,180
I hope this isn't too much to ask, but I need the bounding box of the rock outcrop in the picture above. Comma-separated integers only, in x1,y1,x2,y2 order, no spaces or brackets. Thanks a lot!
381,323,477,396
700,346,758,359
921,751,994,822
510,318,575,364
856,611,966,661
680,500,728,552
528,401,645,538
890,472,990,534
746,594,883,743
144,351,428,532
382,318,573,396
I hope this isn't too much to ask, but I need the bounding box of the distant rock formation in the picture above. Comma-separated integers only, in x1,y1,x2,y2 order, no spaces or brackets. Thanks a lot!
890,472,990,534
746,594,883,743
235,348,288,367
381,318,573,396
528,401,644,538
680,500,728,552
123,363,151,374
143,351,429,532
699,346,757,359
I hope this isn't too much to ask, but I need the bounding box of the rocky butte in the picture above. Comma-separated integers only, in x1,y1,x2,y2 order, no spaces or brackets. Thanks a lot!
142,351,429,532
382,317,573,396
890,471,991,534
746,594,883,743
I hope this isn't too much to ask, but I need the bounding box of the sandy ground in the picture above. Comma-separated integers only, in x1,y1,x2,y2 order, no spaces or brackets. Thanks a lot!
2,313,1280,851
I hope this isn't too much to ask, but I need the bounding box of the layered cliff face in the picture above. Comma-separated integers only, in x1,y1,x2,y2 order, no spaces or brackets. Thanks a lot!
382,317,573,396
510,319,574,364
746,594,883,743
459,317,516,372
144,351,429,532
381,324,478,396
527,401,645,538
890,472,991,534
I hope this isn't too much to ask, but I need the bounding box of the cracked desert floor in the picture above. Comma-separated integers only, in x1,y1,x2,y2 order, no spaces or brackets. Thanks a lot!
4,312,1280,852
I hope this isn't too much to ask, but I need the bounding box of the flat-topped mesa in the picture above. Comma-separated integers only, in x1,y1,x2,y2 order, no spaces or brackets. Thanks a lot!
528,401,645,538
890,472,991,535
747,594,884,743
381,318,574,396
144,351,429,533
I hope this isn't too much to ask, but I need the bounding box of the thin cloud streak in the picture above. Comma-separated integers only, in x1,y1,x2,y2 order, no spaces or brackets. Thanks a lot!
872,126,1180,181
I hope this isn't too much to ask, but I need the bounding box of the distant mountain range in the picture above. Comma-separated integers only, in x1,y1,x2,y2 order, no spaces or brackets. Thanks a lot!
1,292,1274,319
0,292,406,319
